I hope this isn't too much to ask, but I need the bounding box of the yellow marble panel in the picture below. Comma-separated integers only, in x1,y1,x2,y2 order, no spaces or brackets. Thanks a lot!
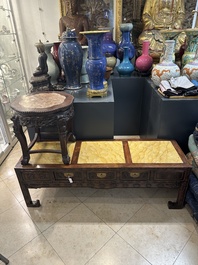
78,141,125,164
128,141,183,163
30,141,75,164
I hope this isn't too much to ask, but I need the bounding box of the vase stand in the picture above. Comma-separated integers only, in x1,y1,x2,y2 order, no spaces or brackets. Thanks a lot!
87,81,108,98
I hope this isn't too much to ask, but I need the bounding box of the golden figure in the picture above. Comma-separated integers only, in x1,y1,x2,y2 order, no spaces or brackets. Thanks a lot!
59,0,90,45
138,0,185,58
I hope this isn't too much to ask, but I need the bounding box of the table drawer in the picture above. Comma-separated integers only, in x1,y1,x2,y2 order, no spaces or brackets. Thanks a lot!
120,170,150,181
86,170,117,188
87,170,116,180
153,171,184,182
54,171,83,186
22,170,53,183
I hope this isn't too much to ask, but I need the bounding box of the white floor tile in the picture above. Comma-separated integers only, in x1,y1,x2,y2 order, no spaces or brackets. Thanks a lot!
43,204,115,265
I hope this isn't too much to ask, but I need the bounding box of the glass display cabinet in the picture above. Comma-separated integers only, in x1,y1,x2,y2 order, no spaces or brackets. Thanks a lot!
0,0,28,164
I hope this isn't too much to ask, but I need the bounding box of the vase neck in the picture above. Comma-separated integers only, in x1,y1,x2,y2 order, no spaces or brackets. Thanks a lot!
142,41,150,55
163,41,175,62
103,32,113,42
123,47,130,61
85,33,104,59
121,31,131,43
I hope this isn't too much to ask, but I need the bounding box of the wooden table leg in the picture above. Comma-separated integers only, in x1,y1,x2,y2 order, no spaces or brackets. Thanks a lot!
168,170,191,209
16,170,41,207
11,114,30,165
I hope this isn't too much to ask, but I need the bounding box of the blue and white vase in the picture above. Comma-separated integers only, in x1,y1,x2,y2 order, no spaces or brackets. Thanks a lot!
80,30,109,90
117,23,135,62
58,28,83,90
117,46,134,76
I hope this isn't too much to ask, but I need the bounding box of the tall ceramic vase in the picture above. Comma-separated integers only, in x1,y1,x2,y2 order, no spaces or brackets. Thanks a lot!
117,46,134,77
58,29,83,90
151,40,180,87
44,42,60,85
80,45,89,84
182,29,198,67
101,29,117,72
80,30,109,97
52,41,62,82
135,40,153,74
182,47,198,81
117,23,135,62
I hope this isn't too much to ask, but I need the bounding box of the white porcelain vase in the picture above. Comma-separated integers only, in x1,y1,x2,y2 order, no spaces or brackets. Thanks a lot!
151,40,180,87
182,47,198,81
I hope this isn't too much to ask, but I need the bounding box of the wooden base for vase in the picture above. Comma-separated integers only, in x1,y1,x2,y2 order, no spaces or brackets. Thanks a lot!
87,81,108,98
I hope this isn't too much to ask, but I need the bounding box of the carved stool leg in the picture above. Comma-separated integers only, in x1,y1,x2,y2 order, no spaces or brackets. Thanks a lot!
57,114,70,164
11,114,30,165
67,118,76,142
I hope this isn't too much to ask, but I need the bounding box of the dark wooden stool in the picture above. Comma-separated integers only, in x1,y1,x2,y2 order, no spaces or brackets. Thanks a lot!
11,91,75,165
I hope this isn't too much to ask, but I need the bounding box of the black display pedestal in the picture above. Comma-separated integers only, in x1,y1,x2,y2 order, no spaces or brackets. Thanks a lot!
112,76,145,136
70,82,114,140
140,80,198,154
27,76,198,154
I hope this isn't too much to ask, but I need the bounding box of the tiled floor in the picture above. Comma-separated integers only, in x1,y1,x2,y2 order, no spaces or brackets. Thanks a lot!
0,142,198,265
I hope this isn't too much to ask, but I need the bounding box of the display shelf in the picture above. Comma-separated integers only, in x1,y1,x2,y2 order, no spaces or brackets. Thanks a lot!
0,0,28,164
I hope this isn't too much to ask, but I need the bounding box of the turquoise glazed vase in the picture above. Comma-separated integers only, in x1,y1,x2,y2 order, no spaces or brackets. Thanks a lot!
117,46,134,76
80,30,109,90
58,28,83,90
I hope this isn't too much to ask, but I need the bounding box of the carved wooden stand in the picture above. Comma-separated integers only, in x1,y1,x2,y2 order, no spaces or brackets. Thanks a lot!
11,91,75,165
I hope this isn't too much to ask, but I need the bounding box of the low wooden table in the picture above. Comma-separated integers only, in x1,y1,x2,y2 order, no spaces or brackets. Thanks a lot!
11,91,75,165
14,139,191,209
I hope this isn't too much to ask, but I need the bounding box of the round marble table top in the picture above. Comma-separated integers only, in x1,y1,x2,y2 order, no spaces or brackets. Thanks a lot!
11,91,74,114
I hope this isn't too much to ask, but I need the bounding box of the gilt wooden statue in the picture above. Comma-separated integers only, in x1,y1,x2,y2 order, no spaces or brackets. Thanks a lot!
138,0,185,58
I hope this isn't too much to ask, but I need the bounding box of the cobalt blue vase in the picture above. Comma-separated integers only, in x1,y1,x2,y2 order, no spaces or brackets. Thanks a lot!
102,31,117,57
58,28,83,90
80,30,109,90
117,23,135,62
117,46,134,77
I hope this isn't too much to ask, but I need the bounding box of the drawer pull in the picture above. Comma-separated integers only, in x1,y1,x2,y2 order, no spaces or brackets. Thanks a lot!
64,173,74,183
64,173,74,178
97,173,107,178
129,172,140,178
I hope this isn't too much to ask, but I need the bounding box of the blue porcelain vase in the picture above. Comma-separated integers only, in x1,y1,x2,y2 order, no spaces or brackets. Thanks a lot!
117,46,134,76
117,23,135,62
102,31,117,57
80,30,108,90
58,28,83,90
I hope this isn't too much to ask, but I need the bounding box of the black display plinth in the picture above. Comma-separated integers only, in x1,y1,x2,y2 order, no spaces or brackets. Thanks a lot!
140,80,198,154
111,76,145,136
69,82,114,140
27,76,198,154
